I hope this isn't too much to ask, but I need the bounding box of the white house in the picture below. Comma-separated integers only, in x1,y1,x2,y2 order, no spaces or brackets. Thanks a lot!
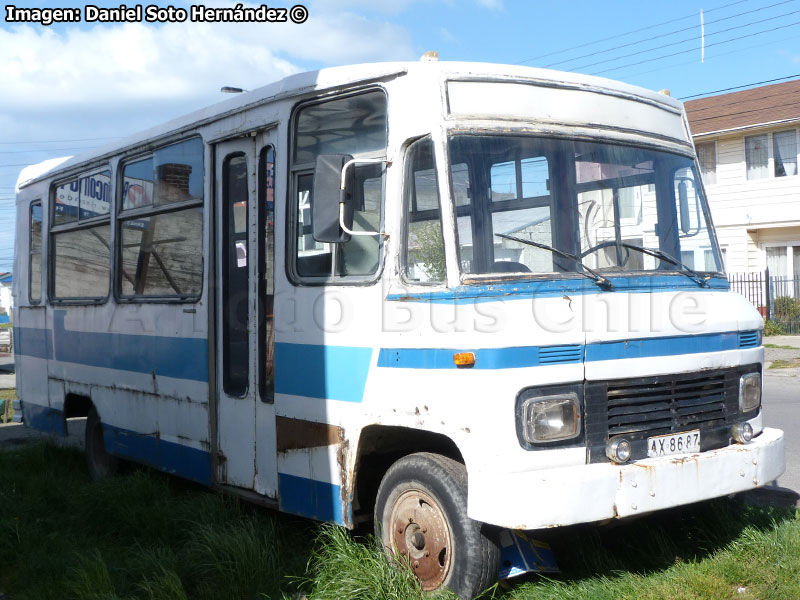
685,79,800,280
0,272,11,319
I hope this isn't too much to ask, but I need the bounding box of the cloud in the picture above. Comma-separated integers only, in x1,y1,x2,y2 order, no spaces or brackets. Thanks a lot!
0,0,418,271
0,23,293,111
474,0,504,9
0,9,415,112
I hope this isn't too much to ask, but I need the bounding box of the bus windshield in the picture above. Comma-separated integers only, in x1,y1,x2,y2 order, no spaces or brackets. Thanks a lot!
448,135,723,279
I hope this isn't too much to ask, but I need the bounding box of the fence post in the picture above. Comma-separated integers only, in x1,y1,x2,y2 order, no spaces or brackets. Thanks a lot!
765,267,771,321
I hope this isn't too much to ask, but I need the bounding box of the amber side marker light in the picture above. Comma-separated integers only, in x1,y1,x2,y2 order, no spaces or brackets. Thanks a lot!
453,352,476,368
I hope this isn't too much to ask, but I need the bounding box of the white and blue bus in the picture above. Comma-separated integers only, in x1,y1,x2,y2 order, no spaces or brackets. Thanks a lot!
13,59,785,598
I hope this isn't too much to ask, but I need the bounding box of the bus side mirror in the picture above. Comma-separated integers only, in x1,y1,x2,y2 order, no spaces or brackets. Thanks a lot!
678,180,691,234
313,154,354,243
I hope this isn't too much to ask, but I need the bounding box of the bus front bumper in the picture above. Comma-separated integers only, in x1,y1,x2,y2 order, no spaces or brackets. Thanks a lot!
468,427,785,530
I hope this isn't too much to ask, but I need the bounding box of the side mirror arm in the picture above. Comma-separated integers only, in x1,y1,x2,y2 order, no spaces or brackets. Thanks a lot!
339,158,391,238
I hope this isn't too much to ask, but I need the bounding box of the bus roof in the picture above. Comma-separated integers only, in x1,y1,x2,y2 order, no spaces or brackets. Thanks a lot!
16,60,684,191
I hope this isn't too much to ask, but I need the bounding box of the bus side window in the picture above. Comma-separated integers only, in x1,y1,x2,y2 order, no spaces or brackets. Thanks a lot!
118,138,204,300
29,201,42,304
404,137,445,283
291,90,387,282
51,170,112,302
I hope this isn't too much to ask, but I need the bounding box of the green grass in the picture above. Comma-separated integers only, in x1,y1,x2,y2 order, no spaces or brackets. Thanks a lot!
0,442,799,600
764,320,786,337
764,344,800,350
768,359,800,369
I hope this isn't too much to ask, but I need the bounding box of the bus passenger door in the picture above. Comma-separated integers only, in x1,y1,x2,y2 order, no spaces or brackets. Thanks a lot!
214,132,278,497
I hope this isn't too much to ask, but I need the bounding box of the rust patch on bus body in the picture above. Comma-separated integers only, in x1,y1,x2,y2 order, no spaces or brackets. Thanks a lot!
275,416,344,452
275,417,354,527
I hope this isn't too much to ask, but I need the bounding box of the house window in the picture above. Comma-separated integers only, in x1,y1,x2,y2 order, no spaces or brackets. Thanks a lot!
773,130,798,178
695,142,716,185
745,134,769,180
680,250,695,270
766,246,787,277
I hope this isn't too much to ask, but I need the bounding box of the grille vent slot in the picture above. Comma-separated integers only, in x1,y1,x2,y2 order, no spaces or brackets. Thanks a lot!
738,330,759,349
538,345,583,364
606,373,727,437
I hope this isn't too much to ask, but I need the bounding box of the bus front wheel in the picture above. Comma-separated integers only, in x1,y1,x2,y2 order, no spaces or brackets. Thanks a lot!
374,452,499,599
85,406,119,480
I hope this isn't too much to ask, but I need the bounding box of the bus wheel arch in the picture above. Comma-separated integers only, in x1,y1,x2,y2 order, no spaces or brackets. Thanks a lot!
352,425,465,526
64,392,92,419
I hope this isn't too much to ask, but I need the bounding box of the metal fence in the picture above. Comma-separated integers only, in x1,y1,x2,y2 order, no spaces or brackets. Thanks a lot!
729,269,800,334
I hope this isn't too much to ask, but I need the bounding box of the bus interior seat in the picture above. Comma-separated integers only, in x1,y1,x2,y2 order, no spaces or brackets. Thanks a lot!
297,252,332,277
491,261,531,273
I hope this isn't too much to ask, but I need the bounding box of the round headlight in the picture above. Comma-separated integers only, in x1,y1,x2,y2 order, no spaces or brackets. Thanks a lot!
606,438,631,463
731,422,753,444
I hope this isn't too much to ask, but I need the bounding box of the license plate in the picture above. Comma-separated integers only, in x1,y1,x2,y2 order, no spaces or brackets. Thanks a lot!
647,430,701,458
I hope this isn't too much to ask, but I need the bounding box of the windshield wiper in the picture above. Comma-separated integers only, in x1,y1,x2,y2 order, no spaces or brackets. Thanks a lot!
618,242,713,288
495,233,614,290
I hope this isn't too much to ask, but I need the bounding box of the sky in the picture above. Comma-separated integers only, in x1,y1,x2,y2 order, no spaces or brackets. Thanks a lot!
1,0,799,274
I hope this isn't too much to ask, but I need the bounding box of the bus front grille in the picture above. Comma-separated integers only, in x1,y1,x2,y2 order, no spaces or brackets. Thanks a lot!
584,366,751,463
606,373,727,437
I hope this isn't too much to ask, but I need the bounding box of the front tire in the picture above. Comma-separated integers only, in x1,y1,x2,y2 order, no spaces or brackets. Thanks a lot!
85,406,118,480
374,452,499,599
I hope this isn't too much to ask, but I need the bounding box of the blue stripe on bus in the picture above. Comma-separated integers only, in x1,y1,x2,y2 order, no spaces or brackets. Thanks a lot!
22,403,212,485
22,402,67,436
103,424,213,486
13,311,208,381
278,472,344,525
378,331,756,369
377,345,581,369
14,326,53,360
274,343,372,403
386,275,729,304
585,331,742,362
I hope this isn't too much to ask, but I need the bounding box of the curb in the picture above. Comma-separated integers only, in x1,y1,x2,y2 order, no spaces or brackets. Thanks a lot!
764,366,800,377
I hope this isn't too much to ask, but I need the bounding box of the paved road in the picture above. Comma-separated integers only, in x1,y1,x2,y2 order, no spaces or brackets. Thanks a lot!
763,375,800,494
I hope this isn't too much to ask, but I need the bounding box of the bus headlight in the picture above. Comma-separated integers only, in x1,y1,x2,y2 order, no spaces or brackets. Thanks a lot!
739,372,761,413
606,438,631,463
521,393,581,443
731,422,753,444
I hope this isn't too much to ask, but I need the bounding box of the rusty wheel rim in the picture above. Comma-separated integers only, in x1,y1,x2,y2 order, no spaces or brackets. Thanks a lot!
387,488,452,591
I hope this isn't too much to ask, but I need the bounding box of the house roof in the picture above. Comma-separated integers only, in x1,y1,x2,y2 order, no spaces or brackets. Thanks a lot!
685,78,800,136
